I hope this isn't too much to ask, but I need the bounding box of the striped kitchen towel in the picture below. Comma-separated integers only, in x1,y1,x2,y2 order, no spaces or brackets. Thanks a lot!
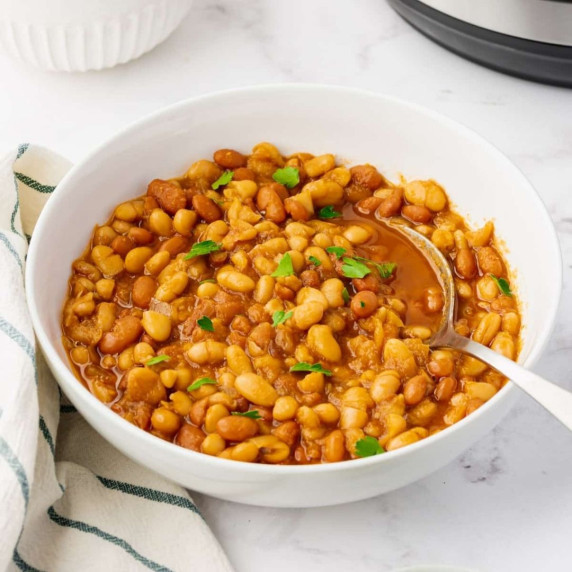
0,145,233,572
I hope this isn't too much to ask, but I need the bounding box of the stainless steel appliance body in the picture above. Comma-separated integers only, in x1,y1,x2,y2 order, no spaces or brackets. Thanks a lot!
388,0,572,86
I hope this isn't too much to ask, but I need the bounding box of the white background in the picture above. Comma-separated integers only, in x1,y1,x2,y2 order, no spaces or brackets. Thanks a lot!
1,1,572,571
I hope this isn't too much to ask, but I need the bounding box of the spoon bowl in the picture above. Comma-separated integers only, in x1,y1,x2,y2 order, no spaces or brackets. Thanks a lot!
391,222,572,432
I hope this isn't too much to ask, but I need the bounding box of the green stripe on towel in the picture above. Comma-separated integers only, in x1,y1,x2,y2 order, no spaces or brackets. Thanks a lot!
39,416,55,456
14,172,56,194
12,548,43,572
0,436,30,508
47,507,172,572
0,231,23,271
96,476,202,517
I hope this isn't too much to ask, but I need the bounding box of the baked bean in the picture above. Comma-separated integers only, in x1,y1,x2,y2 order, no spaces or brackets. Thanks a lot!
257,185,286,223
402,205,432,224
376,188,403,217
351,290,378,318
214,148,247,169
125,247,153,274
128,226,154,245
132,276,157,308
148,209,173,237
216,415,258,442
151,408,181,434
99,315,142,354
403,375,427,405
175,424,206,451
148,179,186,215
158,236,189,257
110,235,134,256
192,194,222,222
455,248,477,279
141,311,171,342
235,373,278,407
233,167,256,181
477,246,503,276
434,376,457,402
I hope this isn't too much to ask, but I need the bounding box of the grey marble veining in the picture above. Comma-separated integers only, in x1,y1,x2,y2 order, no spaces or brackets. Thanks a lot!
1,1,571,570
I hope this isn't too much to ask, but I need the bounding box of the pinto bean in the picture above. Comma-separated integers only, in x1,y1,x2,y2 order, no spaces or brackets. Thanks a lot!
350,164,386,190
175,424,206,451
99,315,143,354
376,188,403,217
477,246,503,276
158,235,190,257
233,167,256,181
213,149,247,169
147,179,187,215
132,276,157,308
256,185,287,223
455,249,477,279
350,290,378,318
216,415,259,442
192,194,222,222
402,205,432,224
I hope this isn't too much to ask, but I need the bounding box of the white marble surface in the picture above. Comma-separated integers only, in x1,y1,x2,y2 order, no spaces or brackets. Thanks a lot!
2,1,572,570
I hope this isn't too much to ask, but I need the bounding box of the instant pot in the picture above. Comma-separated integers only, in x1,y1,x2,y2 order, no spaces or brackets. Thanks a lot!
388,0,572,86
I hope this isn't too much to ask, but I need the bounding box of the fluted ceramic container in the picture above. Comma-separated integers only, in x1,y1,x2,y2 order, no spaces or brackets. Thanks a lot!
0,0,193,72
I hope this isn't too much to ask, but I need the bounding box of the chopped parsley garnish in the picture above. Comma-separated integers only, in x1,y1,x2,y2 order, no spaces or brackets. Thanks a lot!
355,436,385,458
271,253,295,277
231,410,262,419
212,170,233,190
145,355,170,366
289,362,332,376
490,274,513,297
272,310,293,327
187,377,217,392
197,316,214,332
318,205,341,219
272,166,299,189
353,256,397,279
184,240,221,260
326,246,346,259
342,287,350,304
341,257,371,279
308,255,322,267
360,301,365,308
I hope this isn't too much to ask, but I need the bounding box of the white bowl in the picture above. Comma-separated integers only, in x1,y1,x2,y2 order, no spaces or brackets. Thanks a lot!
26,85,561,507
0,0,193,72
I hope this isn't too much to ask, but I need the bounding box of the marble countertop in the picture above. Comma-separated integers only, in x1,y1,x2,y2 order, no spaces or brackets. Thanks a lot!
2,1,571,570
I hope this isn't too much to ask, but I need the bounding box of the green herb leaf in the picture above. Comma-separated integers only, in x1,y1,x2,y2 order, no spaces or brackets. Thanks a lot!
272,310,293,327
490,274,513,297
308,255,322,267
354,256,397,279
342,287,350,304
289,362,332,376
187,377,217,392
271,253,295,277
326,246,346,259
199,279,216,284
341,257,371,279
197,316,214,332
318,205,341,219
360,301,365,308
375,261,397,279
231,410,262,419
212,170,234,190
184,240,222,260
355,436,385,458
145,355,170,366
272,166,300,189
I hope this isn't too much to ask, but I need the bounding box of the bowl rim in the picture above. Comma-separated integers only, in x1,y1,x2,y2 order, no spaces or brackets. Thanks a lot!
25,83,563,475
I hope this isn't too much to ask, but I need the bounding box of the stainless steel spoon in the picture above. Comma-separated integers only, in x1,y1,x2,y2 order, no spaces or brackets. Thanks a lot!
393,223,572,431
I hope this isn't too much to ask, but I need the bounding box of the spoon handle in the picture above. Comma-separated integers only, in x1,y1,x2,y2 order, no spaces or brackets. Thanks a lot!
453,336,572,431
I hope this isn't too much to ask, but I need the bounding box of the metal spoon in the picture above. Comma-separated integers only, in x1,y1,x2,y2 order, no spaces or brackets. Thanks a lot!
393,223,572,431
